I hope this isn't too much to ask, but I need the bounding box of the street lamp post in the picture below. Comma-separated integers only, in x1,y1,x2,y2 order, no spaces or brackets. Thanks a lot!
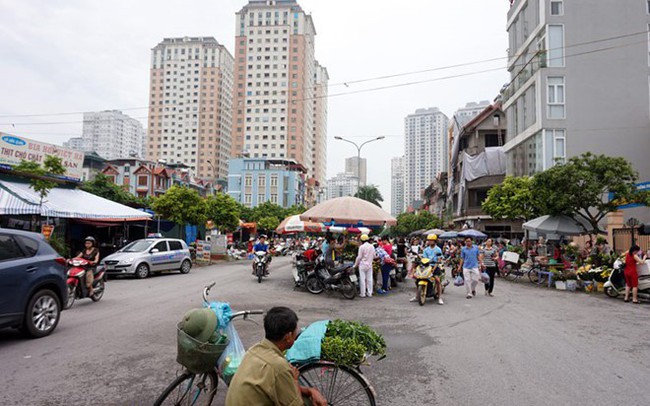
334,136,385,197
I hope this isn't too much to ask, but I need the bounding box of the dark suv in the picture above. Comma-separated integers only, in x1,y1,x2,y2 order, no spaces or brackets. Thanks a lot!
0,228,67,338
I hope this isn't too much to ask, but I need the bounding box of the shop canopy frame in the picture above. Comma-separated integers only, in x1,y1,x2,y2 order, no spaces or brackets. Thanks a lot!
0,179,151,222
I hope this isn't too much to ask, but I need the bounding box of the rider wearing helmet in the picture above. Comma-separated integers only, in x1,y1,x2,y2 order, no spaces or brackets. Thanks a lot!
420,234,444,304
75,237,100,296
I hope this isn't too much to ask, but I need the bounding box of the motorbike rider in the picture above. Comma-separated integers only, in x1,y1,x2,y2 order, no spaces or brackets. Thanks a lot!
411,234,444,305
252,235,271,276
74,236,100,297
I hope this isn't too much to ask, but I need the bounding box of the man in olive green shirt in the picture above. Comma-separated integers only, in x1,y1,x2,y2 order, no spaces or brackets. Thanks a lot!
226,307,326,406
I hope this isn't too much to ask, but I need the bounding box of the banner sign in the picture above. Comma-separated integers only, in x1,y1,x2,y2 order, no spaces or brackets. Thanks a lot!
196,240,212,264
609,182,650,209
0,133,85,181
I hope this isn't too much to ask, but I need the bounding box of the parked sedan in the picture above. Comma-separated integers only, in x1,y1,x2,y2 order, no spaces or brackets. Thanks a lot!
0,228,67,338
101,238,192,279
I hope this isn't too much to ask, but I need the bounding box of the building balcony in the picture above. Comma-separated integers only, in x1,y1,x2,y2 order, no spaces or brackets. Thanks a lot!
502,52,546,103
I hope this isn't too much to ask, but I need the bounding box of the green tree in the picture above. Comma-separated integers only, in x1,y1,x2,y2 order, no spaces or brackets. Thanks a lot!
237,203,255,222
532,153,640,233
355,185,384,207
285,204,307,217
392,211,442,236
257,216,280,233
81,173,136,205
206,193,241,232
482,176,542,221
152,186,208,234
252,201,286,223
13,156,67,229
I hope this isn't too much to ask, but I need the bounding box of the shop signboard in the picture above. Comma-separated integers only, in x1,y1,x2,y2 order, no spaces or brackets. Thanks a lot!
211,234,227,255
0,132,85,181
609,182,650,209
196,240,212,264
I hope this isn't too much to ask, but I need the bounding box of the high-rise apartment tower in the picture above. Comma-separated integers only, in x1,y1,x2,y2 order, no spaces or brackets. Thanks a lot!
231,0,327,189
404,107,449,210
391,156,405,217
81,110,145,160
147,37,234,181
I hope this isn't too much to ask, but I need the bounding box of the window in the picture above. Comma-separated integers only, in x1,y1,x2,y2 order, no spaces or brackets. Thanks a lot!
258,194,266,204
547,76,565,119
138,176,148,186
244,194,252,206
0,234,25,261
550,1,563,16
245,175,252,187
15,236,38,257
270,175,278,186
153,241,169,252
168,241,183,251
270,193,278,204
547,25,565,67
258,175,266,187
647,0,650,14
552,130,566,163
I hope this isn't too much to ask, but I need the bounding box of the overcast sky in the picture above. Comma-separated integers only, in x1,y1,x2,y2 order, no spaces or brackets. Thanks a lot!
0,0,511,213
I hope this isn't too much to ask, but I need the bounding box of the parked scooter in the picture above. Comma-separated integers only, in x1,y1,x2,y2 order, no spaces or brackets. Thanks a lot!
64,258,106,309
305,260,357,300
395,257,408,282
292,248,321,288
253,251,270,283
604,258,650,301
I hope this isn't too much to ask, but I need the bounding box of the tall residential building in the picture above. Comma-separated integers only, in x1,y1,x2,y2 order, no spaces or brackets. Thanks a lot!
345,156,367,186
404,107,449,210
391,156,405,217
80,110,145,160
327,173,359,200
147,37,234,181
227,158,306,208
504,0,650,223
312,63,329,187
63,137,87,152
231,0,327,189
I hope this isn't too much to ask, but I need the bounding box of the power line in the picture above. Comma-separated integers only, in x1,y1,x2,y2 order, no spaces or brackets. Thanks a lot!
1,29,647,121
1,33,648,130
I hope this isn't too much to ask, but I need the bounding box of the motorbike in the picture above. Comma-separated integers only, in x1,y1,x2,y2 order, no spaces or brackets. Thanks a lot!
305,259,358,300
412,257,442,306
604,258,650,301
395,257,408,282
64,258,106,309
292,248,321,288
253,251,270,283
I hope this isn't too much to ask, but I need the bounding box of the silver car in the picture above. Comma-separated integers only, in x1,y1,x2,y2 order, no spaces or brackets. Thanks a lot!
101,238,192,279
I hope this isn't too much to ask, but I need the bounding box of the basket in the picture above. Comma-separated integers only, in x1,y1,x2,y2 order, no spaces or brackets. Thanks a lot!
176,324,229,374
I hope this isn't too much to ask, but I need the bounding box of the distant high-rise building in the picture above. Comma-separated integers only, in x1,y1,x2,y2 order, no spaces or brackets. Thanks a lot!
81,110,145,160
404,107,449,210
312,63,329,187
327,173,359,200
447,101,491,173
231,0,327,193
345,156,367,186
63,137,87,152
391,156,405,217
147,37,234,181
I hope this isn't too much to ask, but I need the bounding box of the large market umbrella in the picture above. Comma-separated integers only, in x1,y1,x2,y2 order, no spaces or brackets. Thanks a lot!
438,231,458,239
409,229,427,237
522,215,591,236
423,228,445,236
275,215,326,234
458,229,488,239
300,196,397,226
326,226,372,235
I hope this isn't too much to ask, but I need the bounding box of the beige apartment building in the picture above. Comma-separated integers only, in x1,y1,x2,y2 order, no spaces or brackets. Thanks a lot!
231,0,327,196
147,37,234,181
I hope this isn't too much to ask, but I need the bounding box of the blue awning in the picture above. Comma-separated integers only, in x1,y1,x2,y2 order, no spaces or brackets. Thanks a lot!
0,180,152,221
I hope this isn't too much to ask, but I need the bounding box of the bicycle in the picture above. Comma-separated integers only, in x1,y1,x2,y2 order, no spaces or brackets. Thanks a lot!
154,282,377,405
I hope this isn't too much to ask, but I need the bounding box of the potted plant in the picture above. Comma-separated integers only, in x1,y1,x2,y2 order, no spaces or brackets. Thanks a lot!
553,270,567,290
577,267,595,292
565,271,578,292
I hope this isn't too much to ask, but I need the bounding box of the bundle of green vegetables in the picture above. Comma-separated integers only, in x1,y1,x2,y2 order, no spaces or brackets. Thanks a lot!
320,320,386,366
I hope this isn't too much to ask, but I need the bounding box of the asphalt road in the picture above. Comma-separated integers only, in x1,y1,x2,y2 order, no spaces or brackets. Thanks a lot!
1,257,650,406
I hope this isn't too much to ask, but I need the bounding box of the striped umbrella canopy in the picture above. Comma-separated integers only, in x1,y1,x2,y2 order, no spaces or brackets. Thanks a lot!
275,215,326,234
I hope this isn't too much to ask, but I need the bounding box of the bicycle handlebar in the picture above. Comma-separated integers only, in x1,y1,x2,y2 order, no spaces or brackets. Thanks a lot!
203,283,264,321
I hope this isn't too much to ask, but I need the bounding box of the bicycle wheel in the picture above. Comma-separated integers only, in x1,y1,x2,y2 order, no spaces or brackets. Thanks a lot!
298,361,376,406
154,370,218,406
528,268,540,284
